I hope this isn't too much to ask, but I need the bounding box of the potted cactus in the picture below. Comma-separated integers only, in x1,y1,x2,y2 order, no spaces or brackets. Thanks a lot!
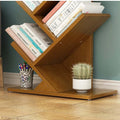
72,63,93,93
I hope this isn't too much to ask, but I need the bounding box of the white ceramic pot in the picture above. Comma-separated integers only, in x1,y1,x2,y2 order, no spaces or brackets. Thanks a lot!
73,79,91,93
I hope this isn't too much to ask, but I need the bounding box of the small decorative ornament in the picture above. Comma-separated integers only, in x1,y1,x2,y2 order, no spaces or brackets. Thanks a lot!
72,63,93,93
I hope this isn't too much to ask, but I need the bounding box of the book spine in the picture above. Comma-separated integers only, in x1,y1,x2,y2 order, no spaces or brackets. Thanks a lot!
23,23,52,47
42,1,66,23
82,5,104,13
32,1,40,6
19,27,43,53
10,25,41,58
21,24,48,51
48,1,81,32
53,4,83,36
57,11,82,38
46,1,71,27
23,1,36,11
5,27,36,61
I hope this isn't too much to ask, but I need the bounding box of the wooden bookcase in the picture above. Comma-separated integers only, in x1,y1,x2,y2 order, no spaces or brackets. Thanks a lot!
7,1,117,100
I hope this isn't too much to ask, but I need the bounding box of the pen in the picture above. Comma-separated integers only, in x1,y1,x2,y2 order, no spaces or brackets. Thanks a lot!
18,64,21,71
23,63,25,71
26,64,29,72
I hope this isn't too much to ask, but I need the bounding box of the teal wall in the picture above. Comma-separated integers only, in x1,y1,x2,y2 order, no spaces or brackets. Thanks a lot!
1,2,34,73
94,1,120,80
1,2,120,80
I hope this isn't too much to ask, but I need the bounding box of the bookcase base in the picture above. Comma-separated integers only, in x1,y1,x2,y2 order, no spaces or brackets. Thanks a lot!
7,87,117,100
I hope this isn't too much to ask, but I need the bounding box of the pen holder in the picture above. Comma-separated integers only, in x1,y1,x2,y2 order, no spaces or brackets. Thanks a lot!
19,70,33,88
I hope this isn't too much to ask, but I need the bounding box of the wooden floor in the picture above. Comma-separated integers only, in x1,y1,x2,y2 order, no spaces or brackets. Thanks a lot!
0,88,120,120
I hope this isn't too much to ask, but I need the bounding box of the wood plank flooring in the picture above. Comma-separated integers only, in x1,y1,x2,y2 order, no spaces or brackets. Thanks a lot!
0,87,119,120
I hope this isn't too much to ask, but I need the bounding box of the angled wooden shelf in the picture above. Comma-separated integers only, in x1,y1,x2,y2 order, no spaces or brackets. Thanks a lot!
7,1,117,100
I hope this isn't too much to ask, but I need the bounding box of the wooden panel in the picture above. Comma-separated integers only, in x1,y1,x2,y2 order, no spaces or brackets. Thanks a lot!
7,87,117,100
36,64,72,92
33,15,56,41
63,35,93,89
34,81,56,92
0,57,3,87
63,35,93,72
11,42,57,92
34,14,110,65
11,42,33,66
33,1,58,15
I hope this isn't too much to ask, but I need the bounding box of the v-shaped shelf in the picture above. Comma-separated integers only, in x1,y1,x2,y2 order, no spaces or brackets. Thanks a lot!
7,1,117,100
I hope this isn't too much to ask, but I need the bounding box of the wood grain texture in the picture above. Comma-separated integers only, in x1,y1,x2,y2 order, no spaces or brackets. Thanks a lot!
7,1,117,100
11,42,57,92
1,87,120,120
33,1,58,15
36,64,72,92
34,14,110,65
7,87,117,100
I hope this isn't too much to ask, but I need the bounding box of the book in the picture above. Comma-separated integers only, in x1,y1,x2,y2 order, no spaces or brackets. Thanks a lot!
82,5,104,13
42,1,66,23
21,23,52,51
48,1,81,32
53,3,83,36
57,11,82,38
32,1,41,6
19,27,43,53
46,1,71,27
10,25,41,58
5,27,36,61
54,2,104,37
23,1,38,11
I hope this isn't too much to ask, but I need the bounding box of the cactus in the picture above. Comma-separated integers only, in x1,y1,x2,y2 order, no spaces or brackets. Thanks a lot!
72,63,93,79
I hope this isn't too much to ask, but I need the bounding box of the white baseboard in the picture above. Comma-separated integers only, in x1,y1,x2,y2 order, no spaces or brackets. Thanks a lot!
93,79,120,94
3,72,42,85
3,72,120,94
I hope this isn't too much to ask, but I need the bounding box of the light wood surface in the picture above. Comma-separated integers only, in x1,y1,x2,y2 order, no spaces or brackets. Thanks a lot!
7,87,117,100
7,1,117,100
1,87,120,120
0,57,3,87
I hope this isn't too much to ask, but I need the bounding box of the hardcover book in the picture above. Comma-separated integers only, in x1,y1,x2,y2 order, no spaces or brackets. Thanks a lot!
5,27,37,61
21,23,52,52
10,25,41,58
42,1,65,23
48,1,81,32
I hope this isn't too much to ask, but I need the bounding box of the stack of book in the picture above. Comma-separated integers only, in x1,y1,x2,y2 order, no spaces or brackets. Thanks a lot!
6,23,53,61
23,1,43,11
42,1,105,37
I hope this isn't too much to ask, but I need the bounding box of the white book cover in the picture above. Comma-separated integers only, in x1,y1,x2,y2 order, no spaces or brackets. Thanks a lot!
46,1,71,27
57,12,82,38
53,3,84,36
23,23,52,46
48,1,81,32
82,1,101,6
10,25,41,58
77,2,104,13
21,23,52,51
32,1,40,6
82,5,104,13
23,1,36,11
54,2,105,36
